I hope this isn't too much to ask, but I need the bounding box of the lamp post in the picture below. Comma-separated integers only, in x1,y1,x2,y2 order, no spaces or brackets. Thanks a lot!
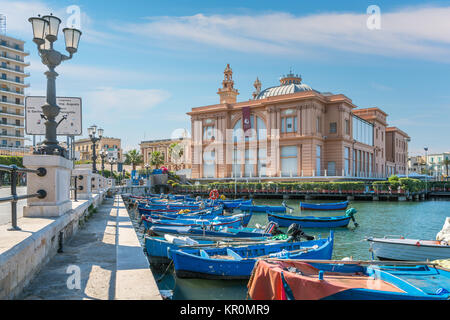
109,157,116,180
28,14,81,158
99,149,107,177
145,163,150,178
88,125,103,173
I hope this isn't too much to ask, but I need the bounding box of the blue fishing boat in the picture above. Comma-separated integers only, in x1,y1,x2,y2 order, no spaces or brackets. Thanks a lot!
170,232,334,279
142,213,252,231
149,221,280,239
248,259,450,300
267,208,358,228
138,205,224,217
300,201,349,211
239,204,286,213
217,199,253,209
145,234,278,265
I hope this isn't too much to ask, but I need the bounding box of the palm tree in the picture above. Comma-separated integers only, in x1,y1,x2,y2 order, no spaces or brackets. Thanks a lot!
169,142,184,171
150,151,165,169
124,149,143,171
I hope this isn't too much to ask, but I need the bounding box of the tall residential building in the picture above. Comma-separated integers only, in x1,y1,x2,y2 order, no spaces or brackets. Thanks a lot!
0,34,29,153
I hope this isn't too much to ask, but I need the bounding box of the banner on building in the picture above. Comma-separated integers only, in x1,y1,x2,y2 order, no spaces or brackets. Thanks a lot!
242,107,252,137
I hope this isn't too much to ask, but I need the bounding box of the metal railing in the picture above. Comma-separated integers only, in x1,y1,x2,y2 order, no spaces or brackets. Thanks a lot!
0,164,47,231
70,175,84,202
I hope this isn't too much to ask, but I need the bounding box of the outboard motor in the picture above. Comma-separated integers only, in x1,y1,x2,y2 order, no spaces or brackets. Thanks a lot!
345,208,358,227
264,221,283,236
282,201,295,214
199,201,206,210
286,223,315,242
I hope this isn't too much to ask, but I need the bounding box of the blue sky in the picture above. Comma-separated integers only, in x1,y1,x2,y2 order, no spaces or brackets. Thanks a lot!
1,0,450,155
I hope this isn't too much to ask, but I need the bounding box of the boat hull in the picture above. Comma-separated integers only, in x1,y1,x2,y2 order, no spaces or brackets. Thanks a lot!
267,212,352,228
300,201,349,211
368,238,450,261
171,233,334,280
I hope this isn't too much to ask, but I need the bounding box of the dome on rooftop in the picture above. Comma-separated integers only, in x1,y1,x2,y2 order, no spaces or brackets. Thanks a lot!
255,72,316,100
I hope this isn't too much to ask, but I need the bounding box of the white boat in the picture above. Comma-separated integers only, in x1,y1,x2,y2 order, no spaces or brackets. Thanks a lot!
367,236,450,261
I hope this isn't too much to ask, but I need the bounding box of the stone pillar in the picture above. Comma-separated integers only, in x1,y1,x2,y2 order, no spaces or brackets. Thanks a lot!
23,155,72,217
91,174,100,193
72,168,93,200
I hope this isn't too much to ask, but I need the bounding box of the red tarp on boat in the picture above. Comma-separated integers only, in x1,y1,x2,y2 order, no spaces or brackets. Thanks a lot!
247,260,404,300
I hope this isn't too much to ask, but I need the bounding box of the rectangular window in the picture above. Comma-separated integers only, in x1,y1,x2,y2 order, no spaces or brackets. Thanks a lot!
203,150,216,178
257,148,267,177
344,147,350,176
345,119,350,135
316,117,321,133
281,146,298,177
281,116,297,133
327,161,336,176
203,125,215,140
329,122,337,134
316,145,321,176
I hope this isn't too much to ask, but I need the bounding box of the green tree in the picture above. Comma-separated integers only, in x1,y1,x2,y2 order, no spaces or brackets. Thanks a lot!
124,149,143,171
150,151,165,169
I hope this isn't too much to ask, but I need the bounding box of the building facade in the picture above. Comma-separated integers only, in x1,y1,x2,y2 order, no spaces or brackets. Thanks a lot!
0,35,29,152
188,65,410,180
426,152,450,179
74,137,122,162
140,138,191,172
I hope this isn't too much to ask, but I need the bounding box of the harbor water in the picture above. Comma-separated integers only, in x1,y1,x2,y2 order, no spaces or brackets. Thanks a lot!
149,198,450,300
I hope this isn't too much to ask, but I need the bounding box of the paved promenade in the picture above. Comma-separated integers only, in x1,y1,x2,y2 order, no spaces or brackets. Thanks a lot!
16,195,161,300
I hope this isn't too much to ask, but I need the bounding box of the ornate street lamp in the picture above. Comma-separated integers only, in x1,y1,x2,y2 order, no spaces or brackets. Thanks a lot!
88,125,103,173
29,14,82,157
100,149,107,177
144,163,150,179
108,158,116,178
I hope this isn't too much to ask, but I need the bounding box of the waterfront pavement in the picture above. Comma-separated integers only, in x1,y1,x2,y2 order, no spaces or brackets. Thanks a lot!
0,186,27,226
16,195,162,300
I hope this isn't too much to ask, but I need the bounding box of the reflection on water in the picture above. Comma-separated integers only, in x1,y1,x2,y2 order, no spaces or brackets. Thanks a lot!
151,198,450,300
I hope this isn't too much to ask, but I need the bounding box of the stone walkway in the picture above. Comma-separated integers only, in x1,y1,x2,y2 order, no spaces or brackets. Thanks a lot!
17,196,161,300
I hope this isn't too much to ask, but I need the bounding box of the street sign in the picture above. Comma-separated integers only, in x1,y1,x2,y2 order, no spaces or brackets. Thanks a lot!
25,96,82,136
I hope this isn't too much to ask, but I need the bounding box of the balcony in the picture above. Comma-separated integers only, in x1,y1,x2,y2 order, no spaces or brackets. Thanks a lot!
0,99,24,107
0,76,30,87
0,65,30,77
0,121,23,128
0,54,30,66
0,133,25,139
0,87,25,96
0,42,29,55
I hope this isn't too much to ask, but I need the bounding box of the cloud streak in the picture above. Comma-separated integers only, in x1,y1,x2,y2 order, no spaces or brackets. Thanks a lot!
121,6,450,62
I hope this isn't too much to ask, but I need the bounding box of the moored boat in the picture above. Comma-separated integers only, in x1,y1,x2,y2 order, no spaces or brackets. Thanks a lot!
300,201,349,211
239,204,286,213
170,232,334,280
247,259,450,300
367,237,450,261
267,208,358,228
148,221,280,239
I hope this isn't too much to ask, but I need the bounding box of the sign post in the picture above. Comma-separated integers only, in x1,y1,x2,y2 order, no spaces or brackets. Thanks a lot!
25,97,82,136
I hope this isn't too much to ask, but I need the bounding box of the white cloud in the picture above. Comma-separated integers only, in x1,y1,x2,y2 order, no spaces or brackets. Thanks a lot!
121,6,450,62
84,87,171,116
